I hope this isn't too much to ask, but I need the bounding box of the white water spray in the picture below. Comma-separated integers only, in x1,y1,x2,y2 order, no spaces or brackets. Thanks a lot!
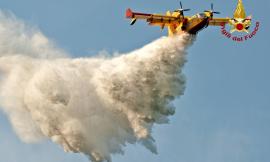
0,11,194,162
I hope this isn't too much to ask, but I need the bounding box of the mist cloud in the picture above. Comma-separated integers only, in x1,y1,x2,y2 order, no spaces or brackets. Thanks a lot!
0,11,194,162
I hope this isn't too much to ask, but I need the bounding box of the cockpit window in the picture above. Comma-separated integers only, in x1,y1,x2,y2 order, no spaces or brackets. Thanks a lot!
191,13,206,19
197,13,206,18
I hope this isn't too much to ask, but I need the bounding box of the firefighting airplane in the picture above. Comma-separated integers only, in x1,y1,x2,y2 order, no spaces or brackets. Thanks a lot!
126,0,252,36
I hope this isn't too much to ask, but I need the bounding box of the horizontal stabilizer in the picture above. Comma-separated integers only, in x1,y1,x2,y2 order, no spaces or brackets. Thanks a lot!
130,18,137,25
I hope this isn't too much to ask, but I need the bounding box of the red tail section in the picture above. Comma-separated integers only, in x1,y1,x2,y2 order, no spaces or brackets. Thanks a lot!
126,8,134,18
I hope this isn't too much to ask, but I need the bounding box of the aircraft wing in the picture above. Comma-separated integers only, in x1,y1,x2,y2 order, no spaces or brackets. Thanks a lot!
208,18,230,26
126,8,181,26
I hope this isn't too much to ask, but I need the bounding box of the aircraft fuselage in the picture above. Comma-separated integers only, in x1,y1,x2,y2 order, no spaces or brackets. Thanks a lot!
181,13,210,34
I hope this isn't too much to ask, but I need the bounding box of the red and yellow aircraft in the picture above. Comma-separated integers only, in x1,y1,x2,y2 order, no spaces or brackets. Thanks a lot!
126,0,252,36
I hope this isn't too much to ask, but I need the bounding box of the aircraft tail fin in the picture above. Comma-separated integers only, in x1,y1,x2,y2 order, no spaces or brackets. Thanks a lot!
126,8,137,25
126,8,134,18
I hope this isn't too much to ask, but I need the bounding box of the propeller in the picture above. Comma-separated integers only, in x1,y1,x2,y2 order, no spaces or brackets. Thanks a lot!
204,3,220,28
175,1,190,16
204,3,220,17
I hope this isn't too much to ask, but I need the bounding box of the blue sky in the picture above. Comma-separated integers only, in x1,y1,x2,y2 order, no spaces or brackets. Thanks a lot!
0,0,269,162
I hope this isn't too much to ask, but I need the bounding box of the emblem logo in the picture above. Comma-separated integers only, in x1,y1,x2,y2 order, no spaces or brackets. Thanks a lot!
220,0,259,42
